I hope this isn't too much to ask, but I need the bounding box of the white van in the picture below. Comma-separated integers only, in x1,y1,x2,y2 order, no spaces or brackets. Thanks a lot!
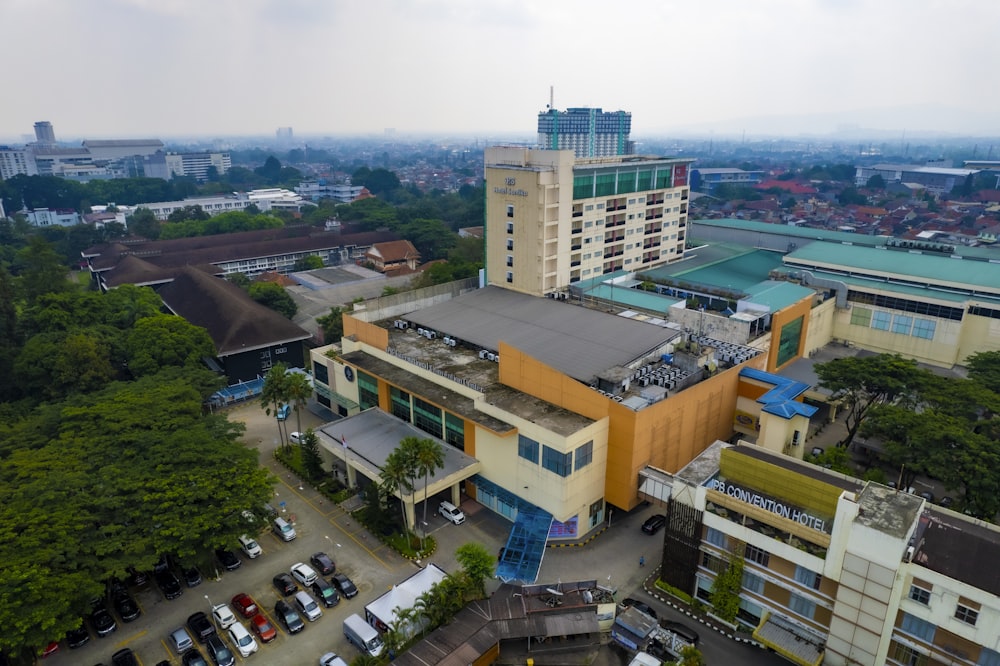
238,534,262,558
438,500,465,525
294,590,323,622
273,517,296,541
343,613,384,657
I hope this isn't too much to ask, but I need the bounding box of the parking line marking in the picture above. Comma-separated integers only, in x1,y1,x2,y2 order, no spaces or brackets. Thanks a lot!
114,628,147,647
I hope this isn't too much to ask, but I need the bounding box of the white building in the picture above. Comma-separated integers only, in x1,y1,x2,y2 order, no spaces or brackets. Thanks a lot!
146,151,232,182
295,181,368,203
136,189,312,220
25,208,81,227
0,146,38,179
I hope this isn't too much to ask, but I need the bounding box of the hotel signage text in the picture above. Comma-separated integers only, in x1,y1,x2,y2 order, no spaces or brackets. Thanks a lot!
706,478,830,533
494,176,528,197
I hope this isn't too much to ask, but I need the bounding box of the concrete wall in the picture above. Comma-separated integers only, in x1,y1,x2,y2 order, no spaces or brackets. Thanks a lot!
349,278,478,323
669,307,752,344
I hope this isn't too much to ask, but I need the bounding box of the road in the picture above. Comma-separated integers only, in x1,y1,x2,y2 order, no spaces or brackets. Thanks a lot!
43,400,788,665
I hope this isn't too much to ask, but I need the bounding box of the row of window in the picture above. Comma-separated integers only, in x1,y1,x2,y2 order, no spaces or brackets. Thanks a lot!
846,290,964,321
517,435,592,477
849,307,937,340
908,584,980,626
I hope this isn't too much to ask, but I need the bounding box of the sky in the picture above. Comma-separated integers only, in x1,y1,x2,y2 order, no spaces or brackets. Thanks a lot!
2,0,999,141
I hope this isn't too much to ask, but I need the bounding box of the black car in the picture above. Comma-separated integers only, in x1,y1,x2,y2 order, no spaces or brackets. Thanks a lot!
111,648,138,666
126,567,149,587
619,597,657,619
184,566,203,587
205,635,235,666
215,549,242,572
187,612,216,643
310,579,340,608
309,552,336,576
274,600,304,634
90,600,118,637
113,591,141,623
181,649,209,666
660,619,699,645
641,514,666,535
272,573,298,596
66,626,90,649
155,570,183,600
153,554,173,574
330,572,358,599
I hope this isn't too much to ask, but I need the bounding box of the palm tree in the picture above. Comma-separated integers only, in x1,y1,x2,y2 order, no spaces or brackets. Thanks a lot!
380,448,416,535
285,371,313,439
411,437,445,529
260,363,290,449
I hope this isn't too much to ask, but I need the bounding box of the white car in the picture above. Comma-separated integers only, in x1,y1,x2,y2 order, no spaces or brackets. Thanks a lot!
238,534,262,559
212,603,237,630
320,653,349,666
290,562,319,586
289,431,303,445
227,622,258,657
439,500,466,525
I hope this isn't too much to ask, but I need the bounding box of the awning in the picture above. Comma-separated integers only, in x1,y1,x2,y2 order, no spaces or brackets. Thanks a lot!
752,612,825,666
314,383,359,411
638,466,673,504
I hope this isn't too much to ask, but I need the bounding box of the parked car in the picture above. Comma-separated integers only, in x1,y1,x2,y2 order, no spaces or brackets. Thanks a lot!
238,535,262,559
660,620,700,645
275,599,305,634
205,635,235,666
276,404,291,421
113,590,141,623
273,573,298,596
153,554,173,574
169,627,194,654
181,650,208,666
619,598,657,619
310,551,336,575
111,648,138,666
311,578,340,608
294,590,324,622
231,593,259,618
125,567,149,587
641,514,666,535
438,500,466,524
227,622,258,658
291,562,319,586
90,599,117,637
250,615,277,643
211,604,237,630
186,612,216,643
183,566,203,587
940,496,955,508
65,626,90,649
289,431,303,444
214,549,242,571
320,653,349,666
330,572,359,599
155,570,183,600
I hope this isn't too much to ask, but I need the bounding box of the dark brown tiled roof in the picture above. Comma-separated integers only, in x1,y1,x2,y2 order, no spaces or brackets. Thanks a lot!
158,267,310,356
914,510,1000,597
369,239,420,263
104,255,220,288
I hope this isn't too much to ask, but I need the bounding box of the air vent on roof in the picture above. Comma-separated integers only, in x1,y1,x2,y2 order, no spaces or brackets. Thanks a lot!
479,350,490,360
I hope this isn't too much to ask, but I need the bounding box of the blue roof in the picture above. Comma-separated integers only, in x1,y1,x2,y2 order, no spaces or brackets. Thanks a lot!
740,367,817,420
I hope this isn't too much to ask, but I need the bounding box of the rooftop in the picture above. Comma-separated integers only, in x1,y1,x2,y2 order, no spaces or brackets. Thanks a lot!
913,510,1000,597
854,483,923,540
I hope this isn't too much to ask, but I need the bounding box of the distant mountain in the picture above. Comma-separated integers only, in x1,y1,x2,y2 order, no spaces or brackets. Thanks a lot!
661,105,1000,140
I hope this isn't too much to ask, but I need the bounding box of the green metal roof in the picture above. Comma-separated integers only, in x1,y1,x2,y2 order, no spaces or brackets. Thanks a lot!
742,281,815,312
641,248,786,293
585,283,685,312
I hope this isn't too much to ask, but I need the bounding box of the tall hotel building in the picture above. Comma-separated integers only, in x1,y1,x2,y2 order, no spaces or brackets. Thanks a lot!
485,145,693,296
537,107,634,157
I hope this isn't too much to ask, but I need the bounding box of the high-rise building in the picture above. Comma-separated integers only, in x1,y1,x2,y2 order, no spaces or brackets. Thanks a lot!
537,107,633,158
33,121,56,145
0,146,38,179
485,146,692,296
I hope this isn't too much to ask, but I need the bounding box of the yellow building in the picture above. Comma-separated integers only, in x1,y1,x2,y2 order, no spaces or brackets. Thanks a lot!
484,146,694,297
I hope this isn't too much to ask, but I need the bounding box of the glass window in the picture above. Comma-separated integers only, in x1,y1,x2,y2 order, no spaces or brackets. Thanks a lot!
850,306,872,327
705,527,726,548
742,571,764,594
506,204,514,218
389,386,411,422
795,565,821,590
745,544,770,567
912,318,936,340
412,397,442,438
871,310,891,331
357,370,379,410
506,255,513,267
955,604,979,626
506,271,513,283
893,314,913,335
900,612,936,641
542,445,572,477
909,585,930,605
312,361,329,385
506,221,513,234
789,593,815,619
979,647,1000,666
445,412,464,450
574,440,593,470
518,435,539,463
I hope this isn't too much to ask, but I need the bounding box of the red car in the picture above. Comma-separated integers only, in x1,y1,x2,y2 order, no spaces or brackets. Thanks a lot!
232,593,259,619
250,614,277,643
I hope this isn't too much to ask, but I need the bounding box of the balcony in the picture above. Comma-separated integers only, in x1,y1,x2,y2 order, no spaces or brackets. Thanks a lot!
644,226,662,235
572,211,583,218
647,198,664,206
571,244,582,251
571,227,583,235
570,260,581,267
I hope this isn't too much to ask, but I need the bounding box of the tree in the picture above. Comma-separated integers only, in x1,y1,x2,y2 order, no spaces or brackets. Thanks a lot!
14,331,116,401
709,542,744,624
286,371,313,440
410,437,445,530
228,272,251,290
380,446,417,534
12,236,74,306
167,204,209,222
965,351,1000,395
125,314,215,377
126,207,161,239
455,542,494,597
261,363,292,448
866,174,886,189
814,354,929,447
248,282,297,318
837,186,867,206
255,156,283,183
317,306,346,344
299,429,324,481
293,255,323,271
676,645,707,666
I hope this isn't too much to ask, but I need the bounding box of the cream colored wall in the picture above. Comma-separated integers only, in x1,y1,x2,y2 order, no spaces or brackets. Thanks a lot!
804,298,836,354
308,345,362,408
956,312,1000,362
757,412,809,459
831,308,964,368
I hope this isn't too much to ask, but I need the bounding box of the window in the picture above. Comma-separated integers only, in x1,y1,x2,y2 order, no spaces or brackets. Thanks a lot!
900,612,936,641
506,271,513,283
909,585,930,605
794,565,821,590
412,397,442,438
744,544,770,567
585,220,593,228
850,306,872,327
312,361,329,385
506,204,514,218
912,318,936,340
574,441,593,470
506,222,513,234
518,435,539,463
979,647,1000,666
506,240,514,252
893,314,913,335
589,499,604,528
445,412,465,450
955,604,979,626
700,551,724,573
788,593,815,619
871,310,891,331
742,571,764,594
389,386,411,422
705,527,726,548
357,370,379,410
506,255,513,267
891,642,930,666
542,445,572,477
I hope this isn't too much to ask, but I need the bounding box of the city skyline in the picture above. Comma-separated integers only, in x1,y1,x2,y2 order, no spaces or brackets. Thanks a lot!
2,0,998,141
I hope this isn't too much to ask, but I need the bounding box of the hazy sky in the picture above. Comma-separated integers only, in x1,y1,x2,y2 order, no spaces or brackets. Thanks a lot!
3,0,998,141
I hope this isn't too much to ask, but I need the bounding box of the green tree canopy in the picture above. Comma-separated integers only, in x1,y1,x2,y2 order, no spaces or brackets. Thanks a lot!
248,282,297,318
317,306,346,344
125,314,215,377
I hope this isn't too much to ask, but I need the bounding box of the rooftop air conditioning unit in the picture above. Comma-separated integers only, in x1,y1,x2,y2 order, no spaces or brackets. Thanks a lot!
417,328,426,336
487,352,497,362
427,331,437,339
479,350,489,360
450,339,458,347
494,353,499,362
